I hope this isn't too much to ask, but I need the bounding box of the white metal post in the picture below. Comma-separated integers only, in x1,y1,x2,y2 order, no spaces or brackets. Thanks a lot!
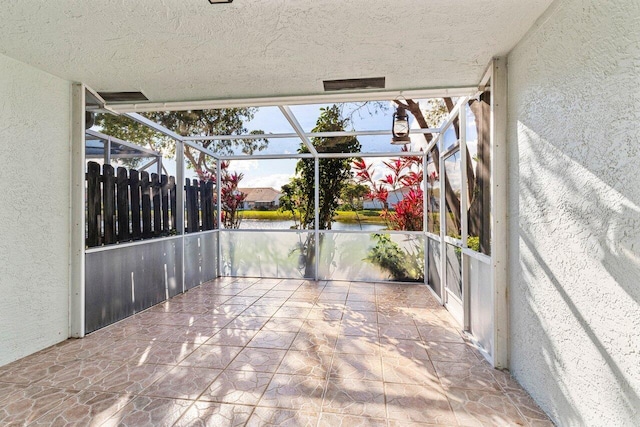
176,140,185,293
216,159,222,277
422,153,428,287
439,133,447,306
314,157,320,281
459,103,471,331
491,57,509,369
70,84,86,338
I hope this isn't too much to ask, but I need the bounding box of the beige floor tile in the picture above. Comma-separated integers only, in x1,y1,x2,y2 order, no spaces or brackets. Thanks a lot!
136,341,200,365
335,335,380,356
291,330,338,353
247,407,319,427
446,387,528,426
344,300,377,311
318,412,387,427
340,321,379,337
248,330,297,349
0,386,78,426
425,341,484,364
136,312,200,327
201,370,273,405
87,362,172,394
241,305,281,317
303,319,342,333
227,348,287,373
259,374,326,412
224,315,271,330
385,382,457,425
307,308,343,321
0,278,553,427
377,312,418,326
282,300,315,309
96,339,157,362
168,326,222,346
210,304,248,316
418,325,466,343
277,350,333,378
261,318,305,333
237,289,270,298
253,296,288,306
379,324,422,340
174,401,253,426
330,353,383,381
205,328,260,347
179,344,243,369
142,366,220,400
317,293,348,303
126,324,188,342
0,360,67,385
103,396,193,427
380,337,430,360
192,314,237,329
29,390,130,426
433,361,502,391
388,421,457,427
265,290,296,299
225,296,261,306
322,378,386,418
342,310,377,324
273,306,312,319
35,358,122,390
503,386,555,427
0,382,24,405
382,356,439,387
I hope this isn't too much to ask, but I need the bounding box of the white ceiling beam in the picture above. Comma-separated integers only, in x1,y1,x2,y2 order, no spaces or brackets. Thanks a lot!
124,112,184,141
278,105,318,156
109,87,477,113
182,127,440,142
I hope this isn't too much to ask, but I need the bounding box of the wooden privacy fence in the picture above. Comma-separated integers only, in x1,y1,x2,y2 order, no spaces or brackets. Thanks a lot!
86,161,218,248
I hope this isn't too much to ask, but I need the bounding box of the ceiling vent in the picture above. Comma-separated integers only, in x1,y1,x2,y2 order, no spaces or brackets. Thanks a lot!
97,91,149,103
323,77,385,92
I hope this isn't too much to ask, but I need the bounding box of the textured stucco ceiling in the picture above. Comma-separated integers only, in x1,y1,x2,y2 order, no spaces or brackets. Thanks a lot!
0,0,552,103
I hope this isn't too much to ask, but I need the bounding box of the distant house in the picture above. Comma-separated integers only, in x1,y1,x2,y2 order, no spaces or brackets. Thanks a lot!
362,187,412,210
239,187,282,210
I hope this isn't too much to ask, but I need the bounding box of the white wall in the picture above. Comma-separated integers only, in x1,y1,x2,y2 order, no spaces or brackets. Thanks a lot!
507,0,640,425
0,54,71,366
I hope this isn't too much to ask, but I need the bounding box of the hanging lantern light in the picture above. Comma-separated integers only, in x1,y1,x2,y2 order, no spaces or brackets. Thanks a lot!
391,105,411,145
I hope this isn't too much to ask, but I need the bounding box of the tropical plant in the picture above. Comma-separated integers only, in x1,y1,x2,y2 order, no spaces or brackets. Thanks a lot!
96,108,268,172
352,153,424,231
197,161,246,229
365,234,424,281
280,105,361,277
280,105,361,230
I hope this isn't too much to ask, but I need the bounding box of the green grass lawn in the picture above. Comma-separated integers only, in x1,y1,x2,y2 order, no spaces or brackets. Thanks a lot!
240,210,386,224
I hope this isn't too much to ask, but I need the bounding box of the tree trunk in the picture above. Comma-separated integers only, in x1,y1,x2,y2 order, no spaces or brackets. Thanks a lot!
402,99,461,233
468,92,491,254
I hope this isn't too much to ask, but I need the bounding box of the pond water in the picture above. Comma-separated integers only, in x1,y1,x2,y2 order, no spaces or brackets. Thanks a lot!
238,219,386,231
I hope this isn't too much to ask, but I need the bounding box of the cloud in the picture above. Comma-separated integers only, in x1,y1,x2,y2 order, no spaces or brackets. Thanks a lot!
243,174,293,190
227,159,258,171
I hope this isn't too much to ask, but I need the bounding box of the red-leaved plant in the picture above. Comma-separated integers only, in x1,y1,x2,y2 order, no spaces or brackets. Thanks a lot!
198,161,247,229
353,150,424,231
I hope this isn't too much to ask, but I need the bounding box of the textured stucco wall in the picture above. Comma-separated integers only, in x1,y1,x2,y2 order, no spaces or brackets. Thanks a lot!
0,54,71,366
507,0,640,425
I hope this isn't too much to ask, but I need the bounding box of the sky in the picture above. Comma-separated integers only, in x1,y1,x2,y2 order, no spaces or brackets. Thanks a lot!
93,99,478,193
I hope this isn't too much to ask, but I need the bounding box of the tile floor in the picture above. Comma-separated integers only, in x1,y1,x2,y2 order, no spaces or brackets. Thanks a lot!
0,278,553,426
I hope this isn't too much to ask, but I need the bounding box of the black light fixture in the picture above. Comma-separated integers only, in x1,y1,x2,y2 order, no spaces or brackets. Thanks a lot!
209,0,233,3
391,105,411,145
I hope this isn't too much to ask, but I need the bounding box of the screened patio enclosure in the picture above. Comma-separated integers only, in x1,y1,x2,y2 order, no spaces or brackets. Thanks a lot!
80,60,506,368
